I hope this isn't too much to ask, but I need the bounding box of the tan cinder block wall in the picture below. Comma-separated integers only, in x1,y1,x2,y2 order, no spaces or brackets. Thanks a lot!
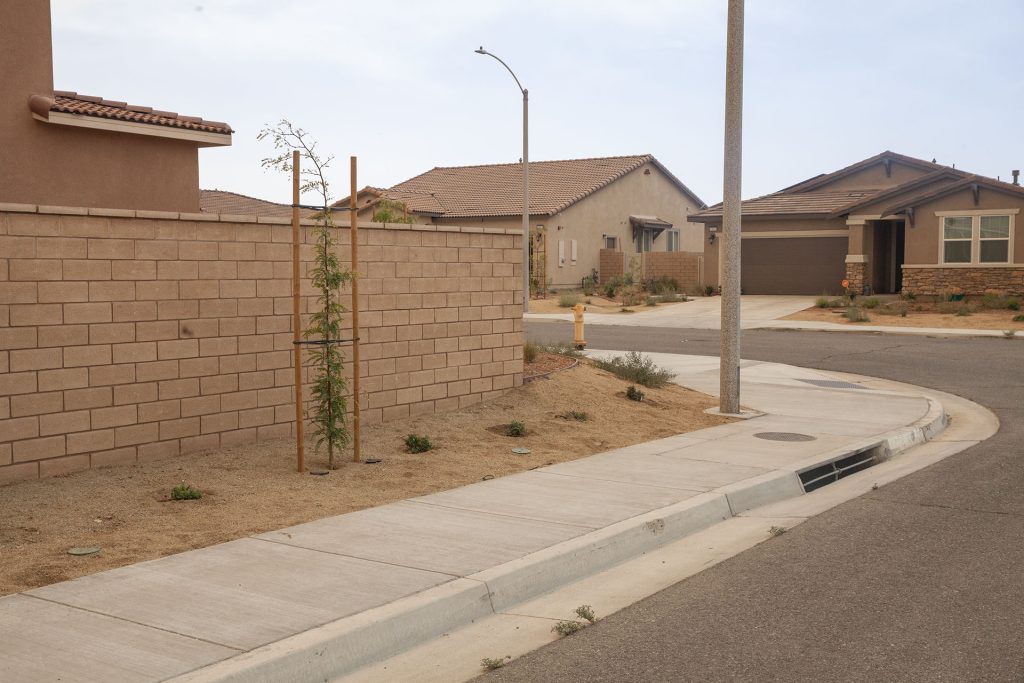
0,205,523,483
598,249,624,283
640,252,703,290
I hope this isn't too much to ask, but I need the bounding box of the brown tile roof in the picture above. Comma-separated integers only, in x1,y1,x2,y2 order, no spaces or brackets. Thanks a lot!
779,150,949,194
382,154,703,218
693,189,883,220
880,175,1024,217
690,151,969,221
199,190,296,218
43,91,232,135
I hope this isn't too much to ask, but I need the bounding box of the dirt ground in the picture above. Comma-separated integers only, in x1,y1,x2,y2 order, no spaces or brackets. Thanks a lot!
786,301,1024,330
529,292,691,315
0,354,728,596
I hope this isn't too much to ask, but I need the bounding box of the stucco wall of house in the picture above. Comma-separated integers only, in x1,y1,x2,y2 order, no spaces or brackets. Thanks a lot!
431,162,703,288
0,0,206,212
0,205,523,483
804,161,931,192
902,187,1024,266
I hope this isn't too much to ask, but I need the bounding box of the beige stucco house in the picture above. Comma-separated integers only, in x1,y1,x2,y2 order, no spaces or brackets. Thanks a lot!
338,155,706,289
689,151,1024,296
1,0,232,212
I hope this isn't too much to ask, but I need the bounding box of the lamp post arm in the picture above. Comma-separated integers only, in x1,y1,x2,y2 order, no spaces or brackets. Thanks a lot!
477,49,525,94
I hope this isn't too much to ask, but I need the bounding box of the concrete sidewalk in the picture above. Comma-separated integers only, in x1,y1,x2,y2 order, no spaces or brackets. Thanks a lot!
526,295,1014,338
1,354,955,683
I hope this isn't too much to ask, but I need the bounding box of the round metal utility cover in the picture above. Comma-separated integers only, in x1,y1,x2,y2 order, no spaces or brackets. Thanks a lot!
511,447,532,455
754,432,816,442
67,546,101,556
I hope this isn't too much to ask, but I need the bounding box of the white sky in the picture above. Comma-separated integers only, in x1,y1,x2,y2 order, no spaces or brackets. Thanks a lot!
52,0,1024,207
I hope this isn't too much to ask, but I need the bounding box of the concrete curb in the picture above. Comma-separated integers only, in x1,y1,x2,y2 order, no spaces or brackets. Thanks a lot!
170,397,947,682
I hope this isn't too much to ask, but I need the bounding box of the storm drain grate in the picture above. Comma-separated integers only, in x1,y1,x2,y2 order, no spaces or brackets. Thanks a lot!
798,443,886,492
754,432,817,442
798,379,865,390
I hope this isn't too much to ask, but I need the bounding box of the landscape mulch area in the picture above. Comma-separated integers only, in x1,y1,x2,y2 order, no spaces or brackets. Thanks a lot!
0,353,728,595
528,294,690,315
786,303,1024,330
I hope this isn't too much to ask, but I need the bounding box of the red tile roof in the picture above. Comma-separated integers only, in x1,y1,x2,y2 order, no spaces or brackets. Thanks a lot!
45,91,232,135
199,190,296,218
382,154,703,218
693,189,882,219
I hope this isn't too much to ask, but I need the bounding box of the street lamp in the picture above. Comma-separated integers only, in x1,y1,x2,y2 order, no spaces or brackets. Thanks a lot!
475,46,530,313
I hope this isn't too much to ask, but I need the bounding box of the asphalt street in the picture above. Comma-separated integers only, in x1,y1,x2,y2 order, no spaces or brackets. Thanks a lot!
480,322,1024,682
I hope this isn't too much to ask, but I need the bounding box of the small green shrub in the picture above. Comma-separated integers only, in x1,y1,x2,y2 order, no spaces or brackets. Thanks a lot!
567,410,588,421
581,275,596,297
592,351,673,388
862,297,880,309
901,290,917,301
769,526,787,537
171,483,202,500
703,285,716,297
876,302,908,317
540,342,584,358
644,276,679,295
843,306,870,323
815,296,832,308
603,276,623,299
1009,298,1021,311
626,384,645,402
645,297,657,307
405,434,433,453
481,656,511,671
506,421,526,437
1013,314,1024,322
558,292,582,308
575,605,597,624
523,342,539,364
552,620,584,637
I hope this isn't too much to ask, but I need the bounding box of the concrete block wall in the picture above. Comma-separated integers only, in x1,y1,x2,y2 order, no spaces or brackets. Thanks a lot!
641,252,703,290
598,249,624,284
0,205,524,483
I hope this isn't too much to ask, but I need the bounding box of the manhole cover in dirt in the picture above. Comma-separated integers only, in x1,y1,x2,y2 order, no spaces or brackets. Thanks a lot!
511,447,532,455
754,432,817,442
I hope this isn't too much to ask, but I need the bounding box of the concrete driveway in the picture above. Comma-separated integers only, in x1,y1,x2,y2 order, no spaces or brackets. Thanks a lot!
525,295,816,329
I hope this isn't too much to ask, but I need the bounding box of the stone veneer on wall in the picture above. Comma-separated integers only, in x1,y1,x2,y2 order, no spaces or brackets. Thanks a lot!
0,204,523,483
901,267,1024,296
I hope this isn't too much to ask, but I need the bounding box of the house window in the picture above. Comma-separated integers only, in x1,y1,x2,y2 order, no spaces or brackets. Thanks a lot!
942,214,1012,264
570,239,578,263
667,229,680,252
604,236,617,249
636,229,654,253
942,217,972,263
980,215,1010,262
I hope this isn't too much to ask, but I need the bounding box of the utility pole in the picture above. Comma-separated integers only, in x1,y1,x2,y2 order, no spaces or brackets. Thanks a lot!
720,0,744,414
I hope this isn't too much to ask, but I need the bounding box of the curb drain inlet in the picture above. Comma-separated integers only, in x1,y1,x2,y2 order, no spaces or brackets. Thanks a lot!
799,443,886,492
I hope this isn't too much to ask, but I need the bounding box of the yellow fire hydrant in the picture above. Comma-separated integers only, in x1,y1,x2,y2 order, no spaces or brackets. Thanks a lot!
572,302,587,350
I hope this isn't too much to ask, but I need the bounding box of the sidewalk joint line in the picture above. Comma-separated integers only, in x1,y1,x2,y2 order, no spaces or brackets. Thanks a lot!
21,593,245,652
249,537,463,579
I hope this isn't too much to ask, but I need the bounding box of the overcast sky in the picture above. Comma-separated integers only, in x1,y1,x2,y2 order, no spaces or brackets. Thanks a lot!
52,0,1024,207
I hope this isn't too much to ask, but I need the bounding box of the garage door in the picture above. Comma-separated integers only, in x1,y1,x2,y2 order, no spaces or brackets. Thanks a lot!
740,237,846,295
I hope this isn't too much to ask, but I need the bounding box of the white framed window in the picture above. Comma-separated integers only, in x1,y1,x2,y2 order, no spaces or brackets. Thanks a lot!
941,213,1013,265
558,240,565,267
636,229,654,253
570,239,578,263
666,229,680,252
604,235,617,249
